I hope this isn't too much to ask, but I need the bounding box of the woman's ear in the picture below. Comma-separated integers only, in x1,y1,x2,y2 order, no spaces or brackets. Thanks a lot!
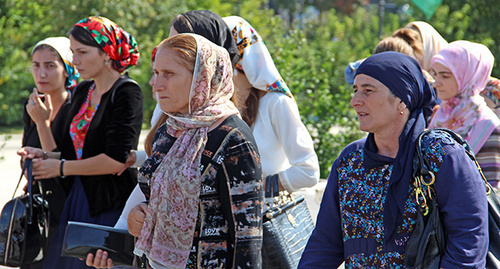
398,100,407,111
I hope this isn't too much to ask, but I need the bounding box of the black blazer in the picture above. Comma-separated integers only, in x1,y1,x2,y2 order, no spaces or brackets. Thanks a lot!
60,73,143,216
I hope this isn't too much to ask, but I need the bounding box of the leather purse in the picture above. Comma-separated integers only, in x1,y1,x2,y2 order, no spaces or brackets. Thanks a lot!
261,176,315,269
62,221,135,266
0,159,50,267
405,128,500,269
486,185,500,268
404,133,446,269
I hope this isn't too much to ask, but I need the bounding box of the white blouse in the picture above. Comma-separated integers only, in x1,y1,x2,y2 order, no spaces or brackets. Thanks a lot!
254,92,319,192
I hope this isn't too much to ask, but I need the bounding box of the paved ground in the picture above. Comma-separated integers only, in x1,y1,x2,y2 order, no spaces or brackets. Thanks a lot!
0,131,334,268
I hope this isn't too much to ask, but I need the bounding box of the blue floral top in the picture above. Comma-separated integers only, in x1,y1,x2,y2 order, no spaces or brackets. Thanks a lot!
299,133,488,269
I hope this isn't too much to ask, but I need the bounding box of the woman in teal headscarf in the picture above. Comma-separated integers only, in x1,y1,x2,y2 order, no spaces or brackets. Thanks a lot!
21,36,79,269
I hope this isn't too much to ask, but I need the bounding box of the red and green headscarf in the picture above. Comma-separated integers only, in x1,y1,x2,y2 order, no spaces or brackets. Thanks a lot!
74,16,140,73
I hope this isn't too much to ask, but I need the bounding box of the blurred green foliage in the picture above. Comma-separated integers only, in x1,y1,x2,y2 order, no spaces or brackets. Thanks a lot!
1,0,499,177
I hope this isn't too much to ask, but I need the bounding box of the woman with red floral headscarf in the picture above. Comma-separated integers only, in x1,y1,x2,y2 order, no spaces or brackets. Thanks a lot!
18,16,143,269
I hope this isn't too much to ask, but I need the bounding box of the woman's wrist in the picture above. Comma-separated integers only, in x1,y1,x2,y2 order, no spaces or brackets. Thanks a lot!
44,151,59,159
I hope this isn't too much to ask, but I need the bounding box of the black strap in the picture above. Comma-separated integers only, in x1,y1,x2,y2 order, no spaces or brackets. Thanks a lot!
414,128,473,178
264,174,280,198
13,159,35,224
414,128,492,195
109,72,139,104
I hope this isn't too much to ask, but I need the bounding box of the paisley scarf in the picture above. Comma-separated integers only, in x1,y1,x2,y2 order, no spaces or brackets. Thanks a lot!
134,33,239,269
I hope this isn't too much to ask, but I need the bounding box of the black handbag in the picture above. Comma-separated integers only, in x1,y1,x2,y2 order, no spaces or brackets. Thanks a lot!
261,176,315,269
405,128,500,269
0,159,50,267
404,129,447,269
62,221,135,266
486,186,500,269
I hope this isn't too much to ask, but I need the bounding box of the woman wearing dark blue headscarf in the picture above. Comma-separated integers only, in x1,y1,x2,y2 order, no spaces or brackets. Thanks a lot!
299,52,488,268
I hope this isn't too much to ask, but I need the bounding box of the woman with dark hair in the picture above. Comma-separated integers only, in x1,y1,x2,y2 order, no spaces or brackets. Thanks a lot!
223,16,319,195
21,36,79,269
18,16,143,268
24,37,80,152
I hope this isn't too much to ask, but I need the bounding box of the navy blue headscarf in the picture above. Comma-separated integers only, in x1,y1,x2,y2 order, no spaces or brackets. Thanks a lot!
355,51,437,243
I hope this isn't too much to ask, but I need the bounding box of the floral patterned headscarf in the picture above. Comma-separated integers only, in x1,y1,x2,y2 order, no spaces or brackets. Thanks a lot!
33,37,80,89
429,40,499,154
223,16,293,98
73,16,140,73
134,33,239,269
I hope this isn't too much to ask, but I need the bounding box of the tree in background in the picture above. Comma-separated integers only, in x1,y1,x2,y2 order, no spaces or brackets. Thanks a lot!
2,0,500,177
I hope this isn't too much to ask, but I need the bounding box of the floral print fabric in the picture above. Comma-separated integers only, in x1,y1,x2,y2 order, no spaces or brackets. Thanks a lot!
223,16,293,98
74,16,140,73
134,34,240,269
337,137,445,267
69,83,98,159
429,41,500,154
481,77,500,115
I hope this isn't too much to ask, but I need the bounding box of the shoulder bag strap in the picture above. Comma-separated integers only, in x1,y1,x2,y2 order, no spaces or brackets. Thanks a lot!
109,72,139,104
414,128,494,212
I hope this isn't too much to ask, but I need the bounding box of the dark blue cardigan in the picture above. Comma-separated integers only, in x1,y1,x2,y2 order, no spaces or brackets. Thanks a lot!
299,135,488,268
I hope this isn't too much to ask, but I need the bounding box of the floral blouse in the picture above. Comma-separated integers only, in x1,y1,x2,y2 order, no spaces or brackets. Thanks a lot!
69,83,98,160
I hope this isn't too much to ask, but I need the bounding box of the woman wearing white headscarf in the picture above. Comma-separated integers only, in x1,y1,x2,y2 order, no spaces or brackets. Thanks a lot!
24,37,80,152
21,36,79,269
405,21,449,72
223,16,320,195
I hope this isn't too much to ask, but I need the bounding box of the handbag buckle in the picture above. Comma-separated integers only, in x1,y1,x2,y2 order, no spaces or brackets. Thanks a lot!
287,213,297,227
414,176,430,216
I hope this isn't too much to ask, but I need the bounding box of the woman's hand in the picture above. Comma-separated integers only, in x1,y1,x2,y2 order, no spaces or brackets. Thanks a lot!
32,158,60,179
17,146,45,161
116,150,137,176
26,88,52,127
86,249,114,268
128,203,149,237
